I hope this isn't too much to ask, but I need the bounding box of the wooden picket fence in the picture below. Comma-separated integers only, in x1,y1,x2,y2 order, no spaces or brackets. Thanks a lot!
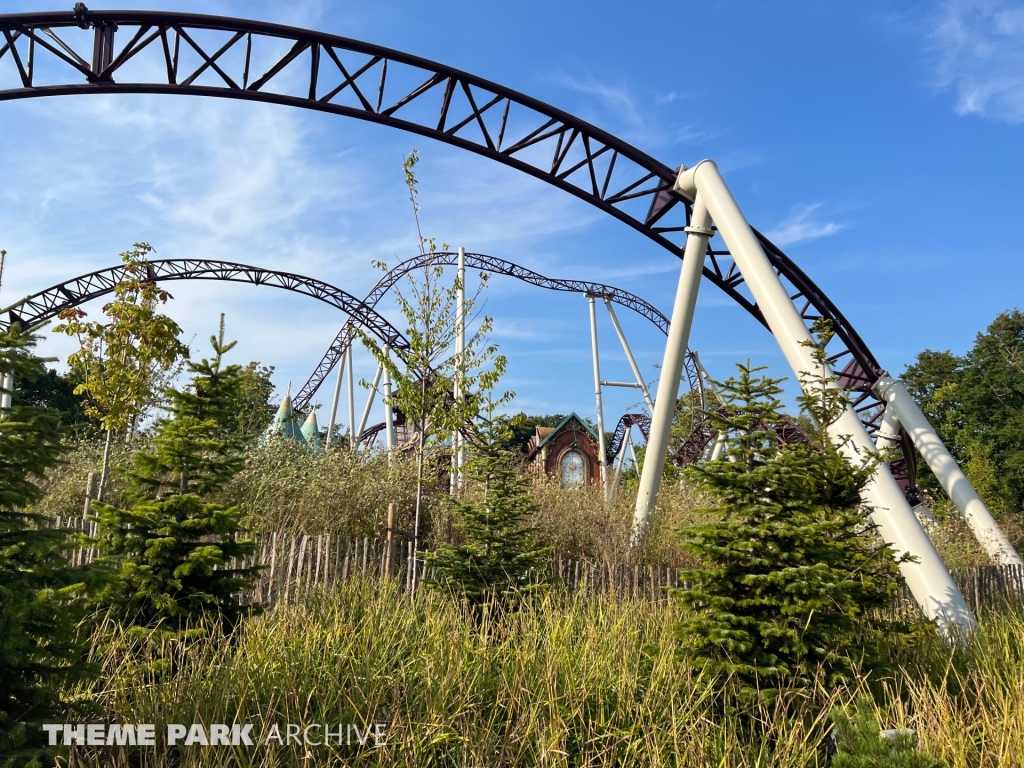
48,516,1024,614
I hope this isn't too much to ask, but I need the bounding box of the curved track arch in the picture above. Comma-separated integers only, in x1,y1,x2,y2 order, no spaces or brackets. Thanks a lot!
0,8,918,495
294,250,672,410
0,9,887,423
0,258,410,354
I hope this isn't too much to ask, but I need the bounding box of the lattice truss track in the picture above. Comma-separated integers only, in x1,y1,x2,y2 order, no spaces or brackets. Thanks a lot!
0,8,912,494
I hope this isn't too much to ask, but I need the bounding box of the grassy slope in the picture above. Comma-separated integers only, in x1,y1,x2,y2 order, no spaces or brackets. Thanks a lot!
70,583,1023,768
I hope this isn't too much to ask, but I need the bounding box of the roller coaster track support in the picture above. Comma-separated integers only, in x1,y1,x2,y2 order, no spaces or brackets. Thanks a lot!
875,375,1023,567
671,160,974,638
632,192,711,547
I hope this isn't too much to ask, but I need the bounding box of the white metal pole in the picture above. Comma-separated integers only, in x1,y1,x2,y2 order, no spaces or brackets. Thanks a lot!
382,345,395,459
875,374,1023,566
675,159,974,637
357,363,384,446
324,348,346,450
347,344,356,449
874,402,902,454
588,296,608,489
632,194,712,543
0,372,12,411
609,428,632,500
709,431,727,462
603,298,655,411
454,246,466,490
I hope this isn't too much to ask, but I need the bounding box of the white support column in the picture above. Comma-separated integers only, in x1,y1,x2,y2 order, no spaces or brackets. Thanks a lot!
609,428,632,500
709,432,727,462
875,374,1023,566
874,404,936,525
588,295,608,489
632,194,713,543
346,345,356,449
357,363,384,447
453,246,466,492
674,159,974,637
0,372,12,411
603,299,655,411
382,345,395,459
874,401,902,454
324,349,346,450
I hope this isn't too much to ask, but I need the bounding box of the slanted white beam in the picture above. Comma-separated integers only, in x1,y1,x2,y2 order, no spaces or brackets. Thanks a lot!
875,374,1023,567
674,159,974,638
324,351,346,450
357,363,384,446
382,344,395,459
631,193,712,544
603,298,655,411
588,295,608,488
347,345,356,449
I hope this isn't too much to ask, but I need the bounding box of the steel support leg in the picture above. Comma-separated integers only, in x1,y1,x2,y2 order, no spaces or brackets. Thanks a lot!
675,159,975,638
357,363,384,446
0,372,12,411
453,246,466,493
383,345,395,460
604,299,655,411
875,374,1023,566
588,296,608,489
347,345,356,449
325,351,346,450
631,194,712,544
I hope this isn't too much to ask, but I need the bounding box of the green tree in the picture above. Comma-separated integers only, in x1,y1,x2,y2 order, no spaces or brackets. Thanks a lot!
93,318,259,631
231,361,277,439
903,309,1024,519
0,326,100,764
54,243,189,501
671,351,906,700
13,365,95,433
426,408,552,608
358,149,507,588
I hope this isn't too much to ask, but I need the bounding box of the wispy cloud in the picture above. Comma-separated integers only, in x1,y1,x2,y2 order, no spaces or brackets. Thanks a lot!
764,204,845,246
555,74,646,130
930,0,1024,123
553,73,719,149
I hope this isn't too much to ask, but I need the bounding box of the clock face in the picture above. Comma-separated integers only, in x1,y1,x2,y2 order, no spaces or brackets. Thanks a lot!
560,450,586,488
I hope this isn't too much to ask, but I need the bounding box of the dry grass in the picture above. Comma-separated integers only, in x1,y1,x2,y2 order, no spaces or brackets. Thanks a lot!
64,584,1024,767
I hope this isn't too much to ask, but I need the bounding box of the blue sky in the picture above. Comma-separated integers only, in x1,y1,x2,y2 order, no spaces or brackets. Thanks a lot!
1,0,1022,433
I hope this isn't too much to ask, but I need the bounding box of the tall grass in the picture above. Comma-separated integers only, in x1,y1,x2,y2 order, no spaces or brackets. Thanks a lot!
64,582,1024,768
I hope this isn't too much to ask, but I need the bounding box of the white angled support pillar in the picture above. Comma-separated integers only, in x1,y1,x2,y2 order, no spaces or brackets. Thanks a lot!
453,246,466,493
632,194,713,544
675,159,975,638
588,295,608,489
324,348,346,450
604,299,655,411
357,363,384,446
875,374,1023,567
382,345,395,459
346,345,356,449
0,372,12,411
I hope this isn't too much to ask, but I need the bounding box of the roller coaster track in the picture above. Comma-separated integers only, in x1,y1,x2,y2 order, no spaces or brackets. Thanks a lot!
0,258,410,354
0,7,916,496
293,250,672,411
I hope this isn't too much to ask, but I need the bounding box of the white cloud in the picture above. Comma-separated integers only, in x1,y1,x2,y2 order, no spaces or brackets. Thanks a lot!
556,73,646,130
764,203,845,246
930,0,1024,122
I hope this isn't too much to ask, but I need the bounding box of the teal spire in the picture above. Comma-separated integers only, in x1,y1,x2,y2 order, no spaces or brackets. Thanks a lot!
261,392,308,446
301,410,323,452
